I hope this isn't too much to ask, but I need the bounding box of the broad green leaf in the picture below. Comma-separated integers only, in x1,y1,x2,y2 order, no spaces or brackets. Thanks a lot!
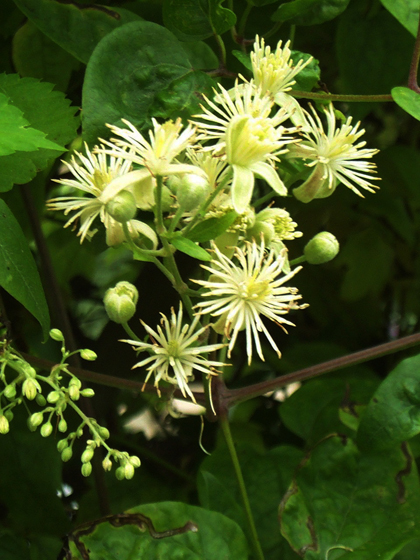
392,87,420,121
208,0,236,35
357,354,420,452
279,369,380,444
232,50,252,72
0,93,65,156
82,21,210,144
394,538,420,559
181,41,219,71
12,0,142,63
272,0,350,25
171,235,212,261
336,4,412,107
280,436,420,560
198,444,304,559
0,74,79,191
381,0,420,37
336,227,394,301
67,502,248,560
12,21,80,92
186,212,238,242
163,0,215,42
290,52,320,91
0,199,49,338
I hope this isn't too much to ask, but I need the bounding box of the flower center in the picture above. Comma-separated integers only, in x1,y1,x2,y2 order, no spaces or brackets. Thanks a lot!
239,276,271,301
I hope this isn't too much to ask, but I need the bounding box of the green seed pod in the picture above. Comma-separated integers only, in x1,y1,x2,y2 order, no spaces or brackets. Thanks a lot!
103,281,139,324
36,394,47,407
105,190,137,223
81,462,92,477
304,232,340,264
61,447,73,462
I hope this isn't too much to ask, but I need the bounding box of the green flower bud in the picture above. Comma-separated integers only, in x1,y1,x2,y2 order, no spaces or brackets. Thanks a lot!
3,384,16,399
68,385,80,401
304,232,339,265
81,462,92,477
50,328,64,342
47,391,61,404
57,439,68,453
98,427,110,440
103,281,139,324
115,466,125,481
0,414,10,434
129,455,141,468
40,422,53,438
80,349,97,361
80,388,95,398
23,364,37,378
124,463,135,480
69,378,82,389
172,174,211,212
61,447,73,462
36,394,46,407
4,410,13,422
102,457,113,471
81,448,95,463
105,190,137,223
58,418,68,433
29,412,44,428
22,378,40,400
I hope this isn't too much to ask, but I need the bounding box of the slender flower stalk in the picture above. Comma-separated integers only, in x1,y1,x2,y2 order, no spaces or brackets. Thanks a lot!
193,240,307,364
122,304,227,401
288,104,380,202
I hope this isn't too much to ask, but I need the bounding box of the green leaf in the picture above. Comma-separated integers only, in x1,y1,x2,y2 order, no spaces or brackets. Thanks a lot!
82,21,208,144
67,502,248,560
12,0,142,63
198,444,304,559
279,369,380,444
357,354,420,452
279,436,420,559
163,0,215,42
0,93,65,156
186,212,238,242
336,227,394,301
392,87,420,120
12,21,80,92
0,74,79,191
0,199,49,338
181,41,219,71
381,0,420,37
232,50,252,72
290,52,320,91
171,235,212,261
272,0,350,25
208,0,236,35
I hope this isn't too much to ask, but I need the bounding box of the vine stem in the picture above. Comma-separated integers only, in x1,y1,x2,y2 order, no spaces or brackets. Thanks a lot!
408,9,420,92
291,90,393,103
219,414,265,560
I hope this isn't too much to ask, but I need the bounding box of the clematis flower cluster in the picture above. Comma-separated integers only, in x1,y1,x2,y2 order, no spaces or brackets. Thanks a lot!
47,34,381,405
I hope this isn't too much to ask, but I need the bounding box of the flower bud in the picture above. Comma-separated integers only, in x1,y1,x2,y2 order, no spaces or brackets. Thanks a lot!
304,232,339,264
68,385,80,401
57,439,68,453
36,394,46,407
58,418,68,433
40,422,53,438
22,378,40,400
47,391,61,404
102,457,113,471
3,384,16,399
80,388,95,398
4,410,13,422
50,328,64,342
98,427,110,440
129,455,141,468
105,190,137,223
61,447,73,462
80,349,97,361
171,174,211,212
81,462,92,477
81,448,94,463
103,281,139,324
0,414,9,434
115,466,125,480
124,463,135,480
69,378,82,389
29,412,44,428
